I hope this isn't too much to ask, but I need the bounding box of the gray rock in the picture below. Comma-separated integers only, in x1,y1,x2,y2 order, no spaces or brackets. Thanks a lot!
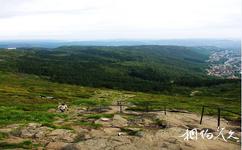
61,144,80,150
166,137,177,144
48,129,77,142
167,144,182,150
46,142,69,150
28,123,42,129
21,129,36,138
111,115,128,127
135,131,144,137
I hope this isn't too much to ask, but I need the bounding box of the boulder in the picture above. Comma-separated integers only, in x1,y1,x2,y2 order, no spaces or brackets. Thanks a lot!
166,137,178,144
103,127,120,135
100,118,111,122
46,142,69,150
21,129,36,138
48,129,77,142
21,125,52,139
61,144,80,150
111,115,128,127
95,119,111,127
34,127,52,139
143,118,153,126
167,144,182,150
28,123,42,129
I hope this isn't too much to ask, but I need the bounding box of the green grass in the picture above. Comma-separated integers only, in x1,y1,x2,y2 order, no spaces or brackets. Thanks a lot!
41,123,73,130
83,114,114,119
72,99,99,106
0,140,33,149
120,127,142,136
0,70,240,128
0,132,8,140
78,121,102,129
127,92,241,120
0,106,67,126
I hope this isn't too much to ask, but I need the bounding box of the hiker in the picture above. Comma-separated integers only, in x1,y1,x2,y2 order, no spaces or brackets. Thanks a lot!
58,103,68,112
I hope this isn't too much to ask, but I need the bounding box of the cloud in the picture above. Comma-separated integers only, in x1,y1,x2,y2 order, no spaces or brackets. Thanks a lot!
0,0,240,40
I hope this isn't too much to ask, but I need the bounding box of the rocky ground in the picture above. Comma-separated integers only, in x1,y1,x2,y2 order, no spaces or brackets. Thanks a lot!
0,106,241,150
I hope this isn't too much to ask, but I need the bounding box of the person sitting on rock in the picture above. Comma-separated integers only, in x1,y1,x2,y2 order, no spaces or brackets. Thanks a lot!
58,103,68,112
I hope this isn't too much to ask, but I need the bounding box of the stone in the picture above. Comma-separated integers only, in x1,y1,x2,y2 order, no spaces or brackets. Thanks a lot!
166,137,178,144
155,119,168,128
103,127,120,135
35,131,46,139
143,118,153,126
0,128,12,133
37,147,44,150
89,129,105,138
135,131,144,137
28,123,42,129
34,127,52,139
48,129,77,142
111,115,128,127
61,144,80,150
2,136,26,144
100,118,111,122
21,129,36,138
46,142,69,150
95,119,111,127
21,125,52,139
167,144,182,150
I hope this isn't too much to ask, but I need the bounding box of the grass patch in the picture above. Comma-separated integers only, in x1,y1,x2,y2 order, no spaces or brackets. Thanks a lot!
0,140,33,149
78,121,102,129
83,114,113,119
74,133,86,142
0,106,67,126
0,132,8,140
120,127,142,136
154,119,167,129
42,123,73,130
10,128,22,137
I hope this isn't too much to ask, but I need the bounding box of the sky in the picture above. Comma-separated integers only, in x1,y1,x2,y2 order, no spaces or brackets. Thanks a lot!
0,0,241,40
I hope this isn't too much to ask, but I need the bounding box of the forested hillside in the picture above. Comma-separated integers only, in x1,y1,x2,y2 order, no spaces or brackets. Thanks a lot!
0,45,239,92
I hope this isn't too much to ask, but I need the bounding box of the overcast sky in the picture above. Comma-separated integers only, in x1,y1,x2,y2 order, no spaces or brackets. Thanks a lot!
0,0,241,40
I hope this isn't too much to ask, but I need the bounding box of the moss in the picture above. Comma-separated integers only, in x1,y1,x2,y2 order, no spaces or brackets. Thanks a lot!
84,114,114,119
120,127,142,136
78,121,102,129
0,132,8,140
0,140,33,149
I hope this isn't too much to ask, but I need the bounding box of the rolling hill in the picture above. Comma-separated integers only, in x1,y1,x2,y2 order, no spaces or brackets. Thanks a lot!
0,45,237,93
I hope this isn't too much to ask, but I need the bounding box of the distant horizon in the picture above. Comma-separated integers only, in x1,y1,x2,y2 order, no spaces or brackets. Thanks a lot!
0,38,240,49
0,38,240,42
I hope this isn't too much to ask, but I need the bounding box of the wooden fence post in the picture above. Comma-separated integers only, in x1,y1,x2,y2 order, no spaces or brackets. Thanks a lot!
218,108,221,127
200,106,205,124
164,106,166,115
119,101,123,113
120,104,122,113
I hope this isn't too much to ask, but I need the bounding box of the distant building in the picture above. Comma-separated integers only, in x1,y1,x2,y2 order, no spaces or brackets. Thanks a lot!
6,47,16,50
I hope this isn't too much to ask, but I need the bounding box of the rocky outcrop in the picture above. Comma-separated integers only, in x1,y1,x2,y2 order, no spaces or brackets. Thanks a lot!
47,129,77,142
111,115,128,127
46,142,69,150
20,123,52,139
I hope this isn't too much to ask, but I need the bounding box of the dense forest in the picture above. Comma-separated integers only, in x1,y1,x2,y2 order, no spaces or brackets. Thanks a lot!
0,45,240,93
